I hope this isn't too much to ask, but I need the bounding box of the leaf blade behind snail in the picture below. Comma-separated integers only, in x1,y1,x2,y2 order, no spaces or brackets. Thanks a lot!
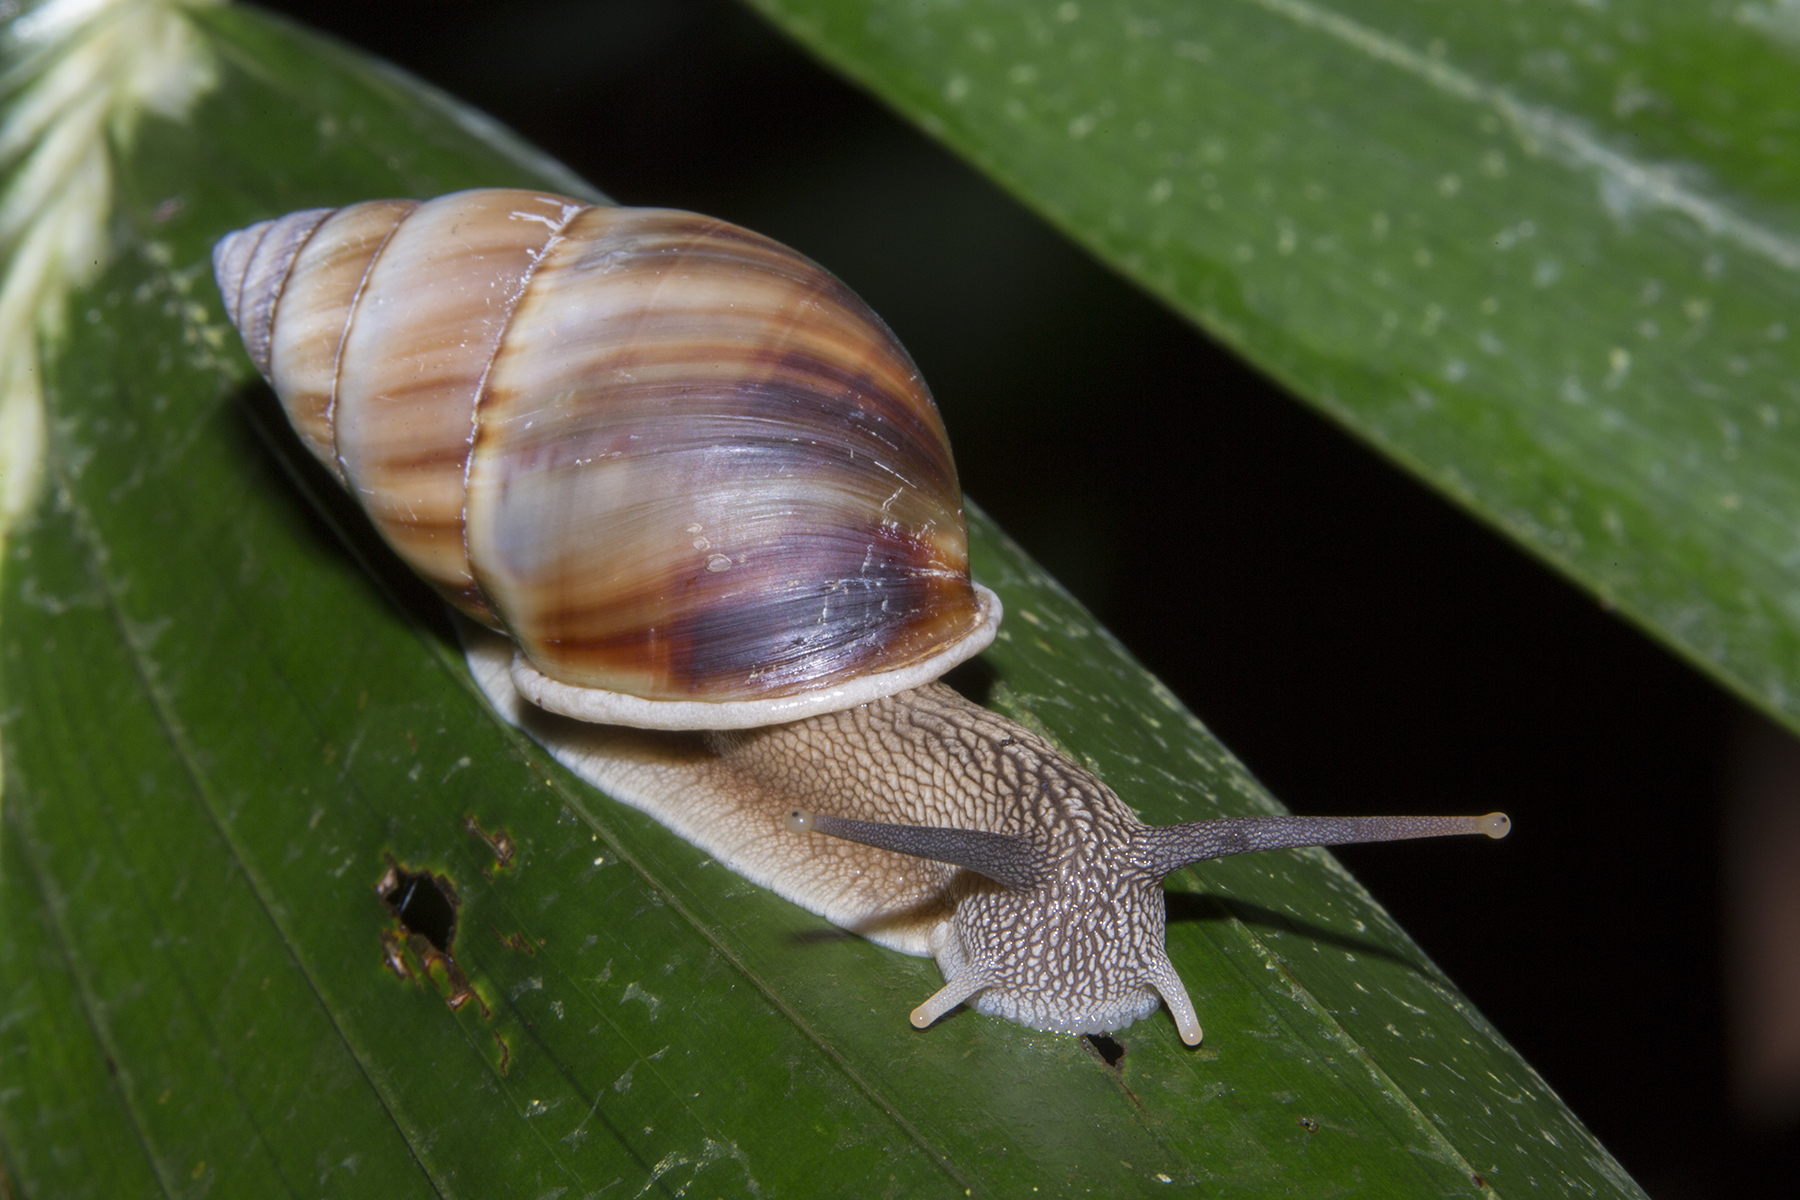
746,0,1800,754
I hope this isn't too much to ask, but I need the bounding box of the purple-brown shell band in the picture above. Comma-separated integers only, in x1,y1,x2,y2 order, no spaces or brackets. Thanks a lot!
510,582,1002,730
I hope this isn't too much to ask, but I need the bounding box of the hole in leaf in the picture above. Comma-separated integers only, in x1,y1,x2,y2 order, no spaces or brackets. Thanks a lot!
374,860,488,1020
376,864,459,954
1085,1033,1126,1067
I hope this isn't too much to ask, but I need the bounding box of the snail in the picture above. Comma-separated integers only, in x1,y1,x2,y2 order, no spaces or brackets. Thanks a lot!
213,188,1509,1045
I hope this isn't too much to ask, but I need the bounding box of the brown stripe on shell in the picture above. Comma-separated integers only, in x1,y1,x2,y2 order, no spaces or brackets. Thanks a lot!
567,215,949,474
479,337,958,513
263,200,418,481
466,205,979,703
737,343,958,503
331,190,583,613
535,577,981,703
488,481,970,625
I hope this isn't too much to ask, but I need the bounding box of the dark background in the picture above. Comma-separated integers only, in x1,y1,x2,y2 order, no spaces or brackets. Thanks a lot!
248,1,1797,1192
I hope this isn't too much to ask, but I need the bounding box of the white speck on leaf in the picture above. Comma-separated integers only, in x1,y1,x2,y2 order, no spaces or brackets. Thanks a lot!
622,981,661,1017
1604,347,1631,388
633,1138,761,1200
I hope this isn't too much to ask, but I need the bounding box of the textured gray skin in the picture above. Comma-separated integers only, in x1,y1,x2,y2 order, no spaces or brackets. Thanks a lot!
768,688,1190,1038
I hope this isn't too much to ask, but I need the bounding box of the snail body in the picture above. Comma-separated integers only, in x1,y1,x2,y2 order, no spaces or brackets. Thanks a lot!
215,188,1508,1044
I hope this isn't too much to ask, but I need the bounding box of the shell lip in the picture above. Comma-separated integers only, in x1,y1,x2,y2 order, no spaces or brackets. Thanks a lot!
509,584,1003,731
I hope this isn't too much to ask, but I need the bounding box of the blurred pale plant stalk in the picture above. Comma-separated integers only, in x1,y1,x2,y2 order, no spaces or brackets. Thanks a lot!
0,0,221,543
0,0,220,808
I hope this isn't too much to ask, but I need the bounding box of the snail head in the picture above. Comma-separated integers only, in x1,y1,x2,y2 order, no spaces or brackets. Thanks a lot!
789,805,1509,1045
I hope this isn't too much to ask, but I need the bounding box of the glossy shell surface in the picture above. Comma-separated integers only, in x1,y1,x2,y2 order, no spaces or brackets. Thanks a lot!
215,189,994,721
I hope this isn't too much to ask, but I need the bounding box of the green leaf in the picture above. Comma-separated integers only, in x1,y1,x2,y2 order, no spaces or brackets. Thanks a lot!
747,0,1800,736
0,4,1642,1197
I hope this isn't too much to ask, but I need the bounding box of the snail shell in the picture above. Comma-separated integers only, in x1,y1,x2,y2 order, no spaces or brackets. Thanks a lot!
213,188,999,729
216,188,1507,1045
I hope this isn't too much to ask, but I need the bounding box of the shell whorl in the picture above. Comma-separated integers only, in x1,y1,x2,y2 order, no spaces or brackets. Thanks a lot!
217,189,994,726
212,207,335,380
